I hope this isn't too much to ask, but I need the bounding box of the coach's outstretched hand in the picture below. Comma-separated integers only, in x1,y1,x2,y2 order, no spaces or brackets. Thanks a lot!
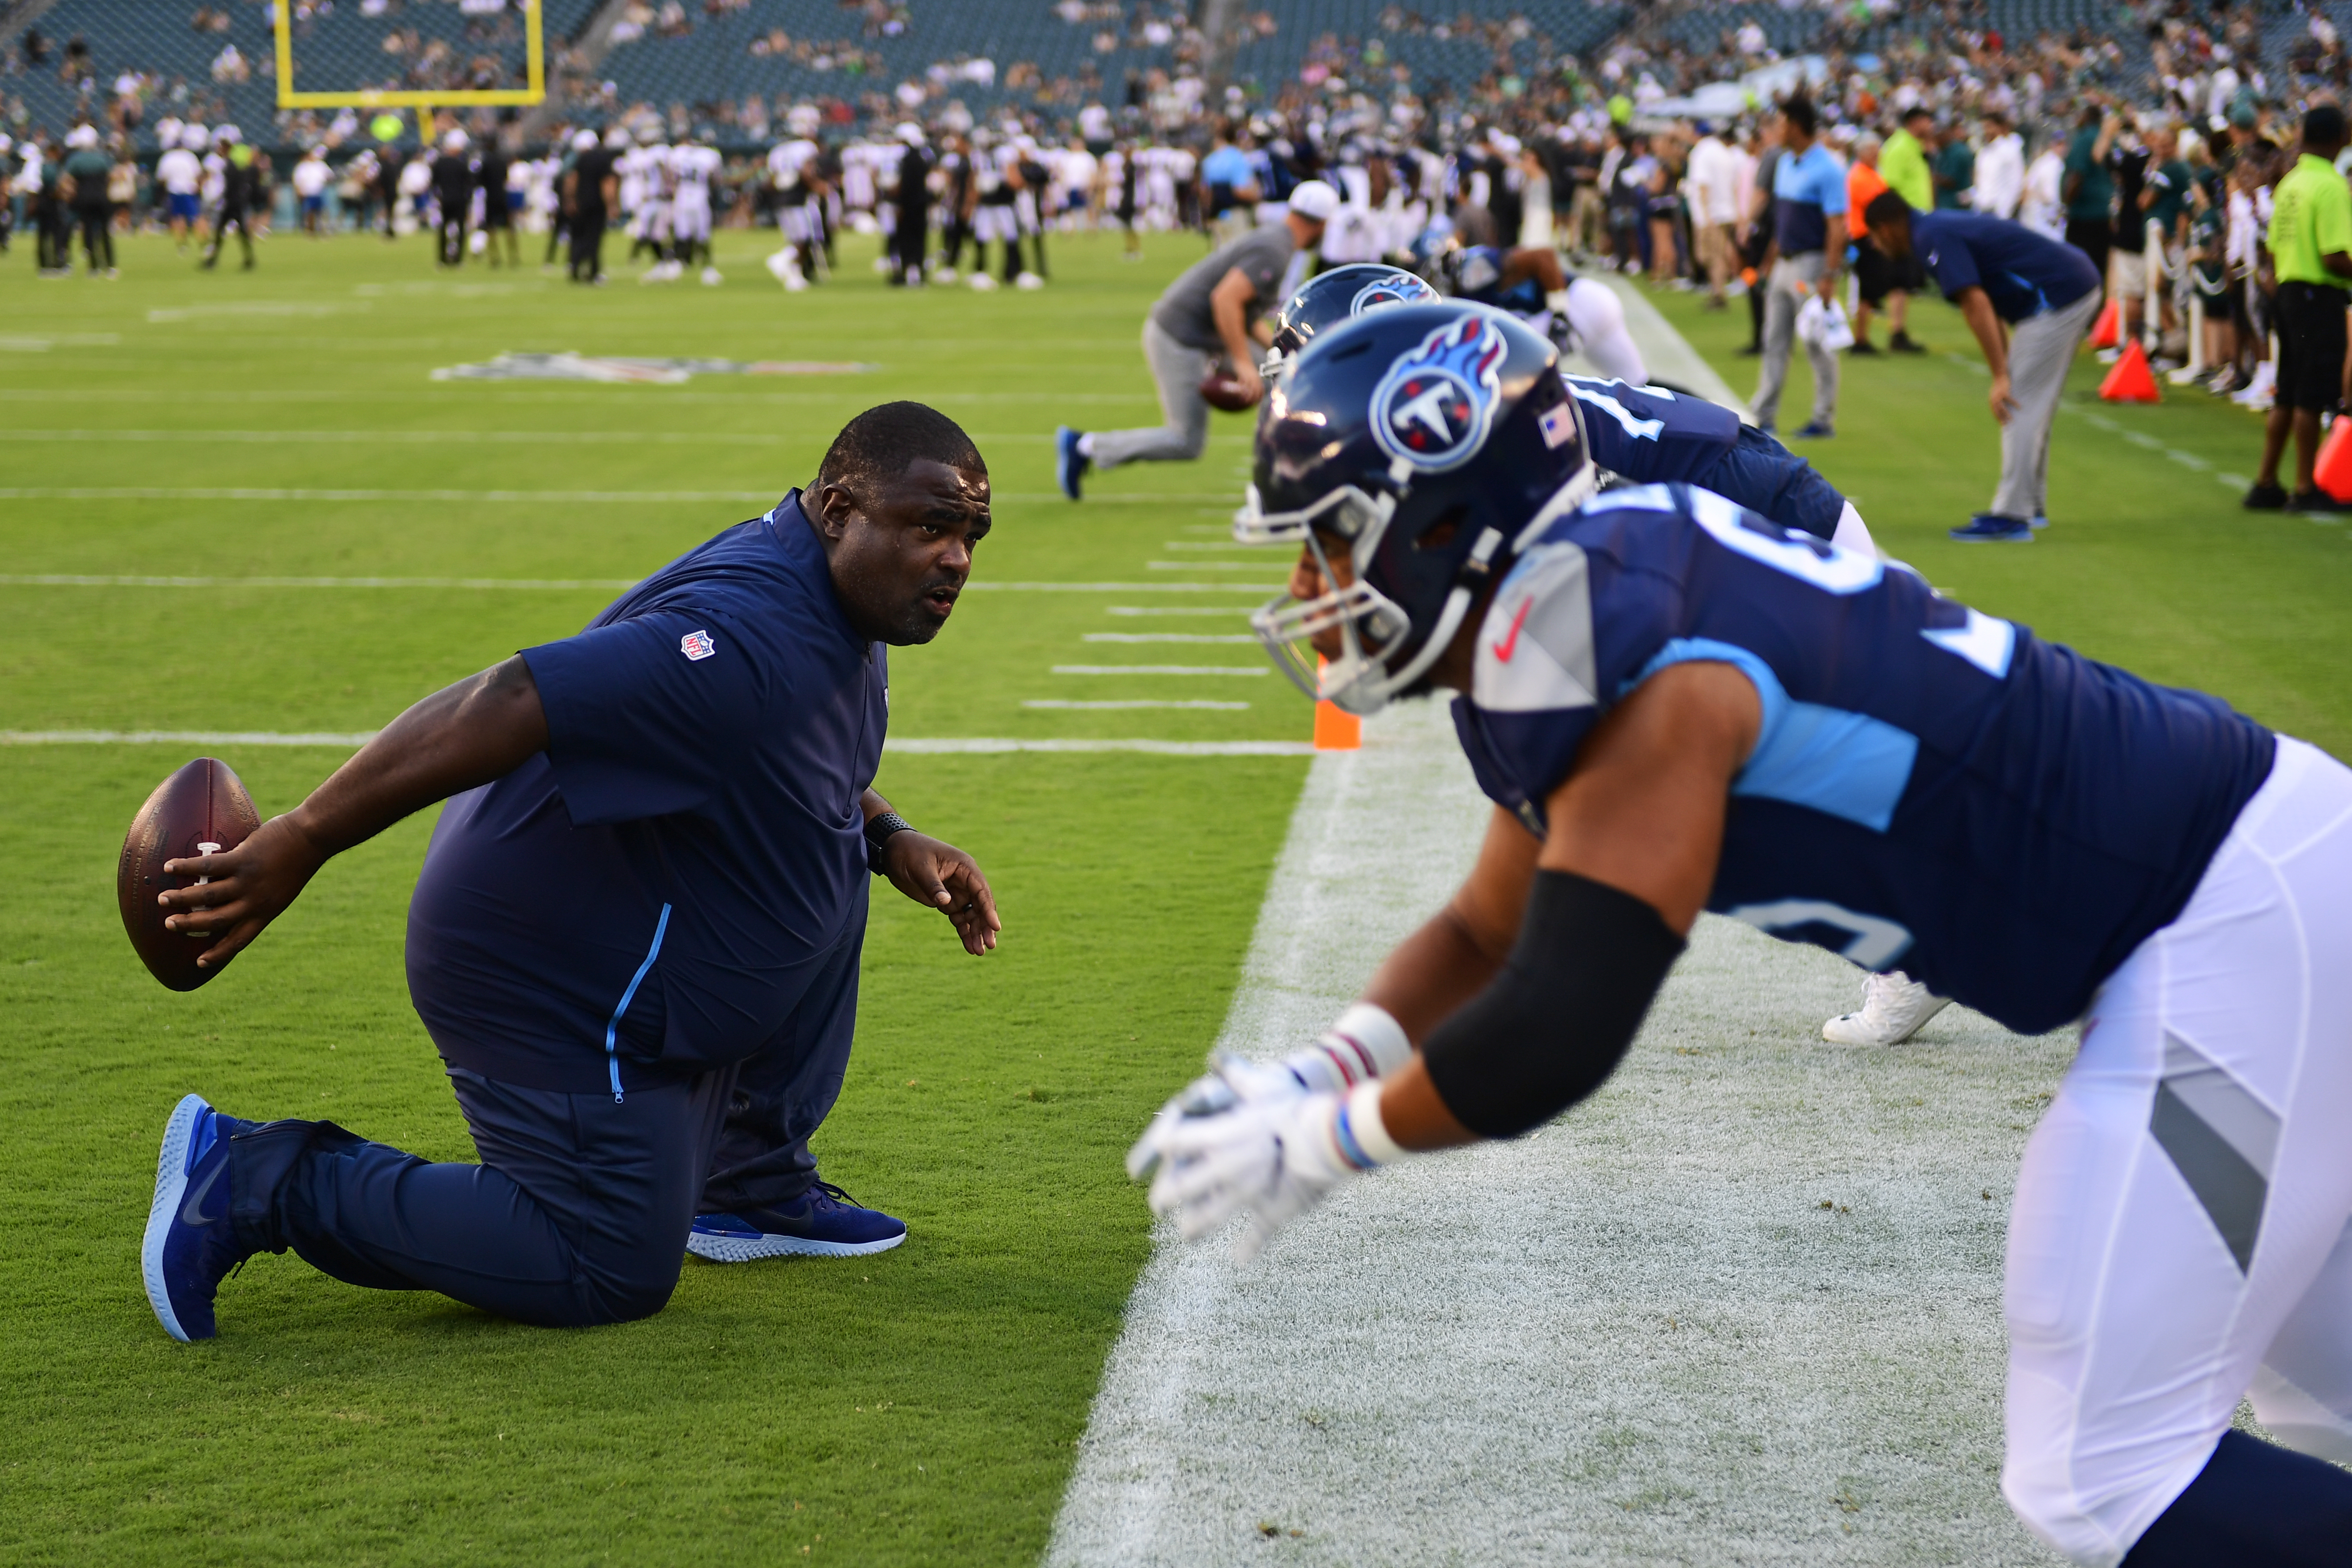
879,831,1001,955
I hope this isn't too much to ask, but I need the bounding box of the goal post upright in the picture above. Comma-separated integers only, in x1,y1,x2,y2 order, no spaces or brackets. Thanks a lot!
275,0,546,110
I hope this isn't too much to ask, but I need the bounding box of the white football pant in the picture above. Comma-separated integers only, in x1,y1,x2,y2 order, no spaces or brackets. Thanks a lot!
1565,277,1647,387
670,195,710,244
2004,735,2352,1565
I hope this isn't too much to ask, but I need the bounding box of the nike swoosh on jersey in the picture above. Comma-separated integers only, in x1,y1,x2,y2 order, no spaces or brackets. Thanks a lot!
1491,596,1535,662
180,1154,226,1227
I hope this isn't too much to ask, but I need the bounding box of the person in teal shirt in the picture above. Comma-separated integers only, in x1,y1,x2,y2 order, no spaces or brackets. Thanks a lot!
1933,131,1976,210
55,124,115,276
2061,105,2119,282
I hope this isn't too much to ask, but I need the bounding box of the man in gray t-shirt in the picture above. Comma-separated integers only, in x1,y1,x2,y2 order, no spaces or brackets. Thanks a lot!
1057,180,1339,498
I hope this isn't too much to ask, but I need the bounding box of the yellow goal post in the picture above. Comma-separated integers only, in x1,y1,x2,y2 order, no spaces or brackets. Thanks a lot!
274,0,545,109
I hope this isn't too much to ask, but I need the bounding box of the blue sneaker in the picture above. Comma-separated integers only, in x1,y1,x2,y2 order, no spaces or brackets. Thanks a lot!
2030,514,2049,531
686,1181,907,1262
1949,513,2035,543
1054,425,1089,501
142,1094,255,1342
1791,420,1835,439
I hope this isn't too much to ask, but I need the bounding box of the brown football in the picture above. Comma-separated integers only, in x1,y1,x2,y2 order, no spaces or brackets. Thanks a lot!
1199,369,1262,413
117,758,262,992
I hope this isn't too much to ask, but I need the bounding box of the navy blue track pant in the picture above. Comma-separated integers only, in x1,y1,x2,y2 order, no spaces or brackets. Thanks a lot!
224,897,866,1328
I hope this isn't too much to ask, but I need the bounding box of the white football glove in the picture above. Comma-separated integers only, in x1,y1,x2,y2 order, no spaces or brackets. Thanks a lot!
1123,1003,1411,1182
1147,1081,1401,1261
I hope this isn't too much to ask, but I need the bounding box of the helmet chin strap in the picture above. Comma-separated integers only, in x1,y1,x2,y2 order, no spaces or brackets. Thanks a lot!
1331,524,1506,716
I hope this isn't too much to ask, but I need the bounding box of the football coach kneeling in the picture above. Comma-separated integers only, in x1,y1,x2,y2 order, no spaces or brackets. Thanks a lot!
139,402,1002,1342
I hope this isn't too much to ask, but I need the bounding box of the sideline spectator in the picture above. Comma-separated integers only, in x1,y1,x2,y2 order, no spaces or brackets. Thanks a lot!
2064,105,2120,284
199,125,256,270
1974,109,2025,220
1847,135,1902,354
58,124,114,275
291,144,331,236
431,129,473,267
1752,95,1845,440
1933,119,1975,210
2246,105,2352,512
1687,120,1740,309
1880,105,1934,211
1054,179,1337,499
2106,117,2155,359
1865,191,2101,542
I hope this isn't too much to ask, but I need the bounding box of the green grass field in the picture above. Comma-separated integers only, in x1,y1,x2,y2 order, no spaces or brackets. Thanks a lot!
3,228,2349,1567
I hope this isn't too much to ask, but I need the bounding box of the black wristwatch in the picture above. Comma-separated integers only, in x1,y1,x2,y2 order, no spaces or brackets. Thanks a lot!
864,811,914,875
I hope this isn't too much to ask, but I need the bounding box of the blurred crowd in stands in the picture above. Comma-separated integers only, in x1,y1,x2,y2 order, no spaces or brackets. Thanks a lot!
0,0,2345,408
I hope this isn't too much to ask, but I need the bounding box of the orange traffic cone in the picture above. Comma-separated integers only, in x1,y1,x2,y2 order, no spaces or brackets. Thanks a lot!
1313,657,1361,751
2098,339,2161,403
2089,297,2121,350
2315,417,2352,501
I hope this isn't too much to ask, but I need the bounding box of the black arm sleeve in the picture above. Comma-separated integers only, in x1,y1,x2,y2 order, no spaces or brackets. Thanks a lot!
1420,870,1686,1139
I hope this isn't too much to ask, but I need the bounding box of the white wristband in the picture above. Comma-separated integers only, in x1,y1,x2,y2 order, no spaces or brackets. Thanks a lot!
1338,1079,1409,1168
1281,1001,1412,1094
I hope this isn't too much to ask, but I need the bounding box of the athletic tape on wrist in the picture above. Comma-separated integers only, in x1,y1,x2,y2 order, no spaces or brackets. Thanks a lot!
1283,1002,1411,1094
1337,1079,1407,1168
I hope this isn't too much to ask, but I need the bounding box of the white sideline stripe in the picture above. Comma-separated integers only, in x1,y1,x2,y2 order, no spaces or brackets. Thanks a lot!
0,575,1278,594
1105,606,1255,616
1591,272,1752,417
1052,665,1268,677
0,730,1308,757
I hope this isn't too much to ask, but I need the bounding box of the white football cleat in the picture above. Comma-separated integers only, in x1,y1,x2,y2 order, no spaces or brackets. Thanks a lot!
700,266,723,286
968,271,998,291
931,266,958,283
1015,270,1044,290
1822,972,1951,1046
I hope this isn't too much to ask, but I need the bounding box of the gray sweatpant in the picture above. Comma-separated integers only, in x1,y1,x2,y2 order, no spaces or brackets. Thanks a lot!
1091,319,1213,469
1753,251,1840,432
1990,287,2100,521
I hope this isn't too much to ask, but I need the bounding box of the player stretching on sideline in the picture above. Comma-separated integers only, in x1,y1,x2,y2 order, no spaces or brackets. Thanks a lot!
140,405,1001,1342
1134,302,2352,1564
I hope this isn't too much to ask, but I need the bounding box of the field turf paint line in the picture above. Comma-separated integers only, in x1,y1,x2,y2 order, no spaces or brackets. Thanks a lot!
1046,698,2070,1566
1590,273,1752,415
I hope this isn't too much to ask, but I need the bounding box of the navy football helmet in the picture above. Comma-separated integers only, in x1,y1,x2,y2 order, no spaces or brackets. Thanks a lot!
1265,264,1441,368
1236,302,1596,715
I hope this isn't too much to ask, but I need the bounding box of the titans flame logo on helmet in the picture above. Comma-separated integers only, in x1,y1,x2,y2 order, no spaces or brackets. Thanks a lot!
1369,313,1507,473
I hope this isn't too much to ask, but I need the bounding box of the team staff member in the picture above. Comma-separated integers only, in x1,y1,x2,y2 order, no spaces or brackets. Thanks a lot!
56,124,114,276
1054,179,1339,499
200,126,258,272
141,404,1003,1342
2062,104,2119,284
2245,106,2352,514
563,128,618,284
430,129,474,268
1865,191,2102,542
1751,95,1846,440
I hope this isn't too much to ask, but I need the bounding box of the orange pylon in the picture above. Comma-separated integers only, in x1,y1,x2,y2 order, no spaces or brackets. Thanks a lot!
2097,339,2161,403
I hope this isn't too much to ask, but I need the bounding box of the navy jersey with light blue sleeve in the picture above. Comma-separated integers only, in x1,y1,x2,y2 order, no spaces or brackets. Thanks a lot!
1451,483,2274,1034
406,491,887,1094
1908,210,2101,322
1772,144,1848,256
1563,374,1845,541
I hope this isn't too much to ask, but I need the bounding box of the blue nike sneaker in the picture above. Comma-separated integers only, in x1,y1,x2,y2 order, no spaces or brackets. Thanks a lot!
1791,420,1836,440
2029,513,2050,531
1949,513,2034,543
1055,425,1088,501
687,1181,907,1262
142,1094,256,1342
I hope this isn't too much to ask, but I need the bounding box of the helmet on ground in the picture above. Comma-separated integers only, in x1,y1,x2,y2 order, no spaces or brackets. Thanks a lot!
1236,302,1594,716
1266,263,1440,364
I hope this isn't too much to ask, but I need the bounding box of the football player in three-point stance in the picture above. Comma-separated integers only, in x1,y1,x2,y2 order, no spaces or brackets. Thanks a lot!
1133,302,2352,1564
1261,275,1940,1047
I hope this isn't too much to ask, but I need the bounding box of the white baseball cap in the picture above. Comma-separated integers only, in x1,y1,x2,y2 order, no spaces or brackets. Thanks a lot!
216,124,241,145
572,129,599,151
66,124,101,148
1285,179,1340,222
443,128,469,151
